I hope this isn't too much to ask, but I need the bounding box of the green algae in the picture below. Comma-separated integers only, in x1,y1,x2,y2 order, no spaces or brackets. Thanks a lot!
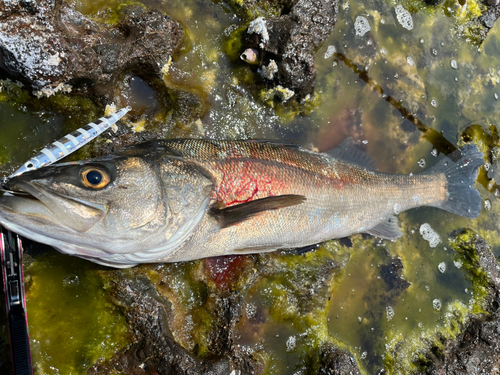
222,24,248,61
66,0,147,26
383,301,470,374
449,229,490,314
25,250,130,375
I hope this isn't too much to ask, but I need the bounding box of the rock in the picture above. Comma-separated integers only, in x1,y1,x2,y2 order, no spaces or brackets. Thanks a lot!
316,342,361,375
480,12,497,29
241,0,338,100
88,272,232,375
379,257,411,293
0,0,184,100
425,230,500,374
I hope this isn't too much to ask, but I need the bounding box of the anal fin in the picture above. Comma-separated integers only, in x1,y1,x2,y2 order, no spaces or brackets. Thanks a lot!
365,215,403,240
209,194,306,229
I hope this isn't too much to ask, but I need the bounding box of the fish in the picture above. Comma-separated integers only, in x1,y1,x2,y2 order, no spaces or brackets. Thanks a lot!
0,138,484,268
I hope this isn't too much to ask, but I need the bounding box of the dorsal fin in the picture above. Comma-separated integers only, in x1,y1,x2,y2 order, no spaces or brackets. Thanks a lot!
209,194,306,228
246,139,302,149
326,138,377,171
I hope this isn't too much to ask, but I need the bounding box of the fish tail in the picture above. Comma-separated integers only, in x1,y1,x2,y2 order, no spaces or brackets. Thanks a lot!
426,144,484,218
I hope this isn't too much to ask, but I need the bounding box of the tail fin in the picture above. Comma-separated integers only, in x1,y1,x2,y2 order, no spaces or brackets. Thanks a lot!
425,144,484,218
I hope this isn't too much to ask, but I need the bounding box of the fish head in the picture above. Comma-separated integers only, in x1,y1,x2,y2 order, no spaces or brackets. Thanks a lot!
0,152,212,267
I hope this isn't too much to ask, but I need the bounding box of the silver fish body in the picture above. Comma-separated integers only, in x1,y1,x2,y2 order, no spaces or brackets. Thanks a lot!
0,139,483,268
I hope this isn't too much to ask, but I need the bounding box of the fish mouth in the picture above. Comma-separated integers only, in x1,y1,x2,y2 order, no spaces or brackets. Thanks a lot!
0,180,105,233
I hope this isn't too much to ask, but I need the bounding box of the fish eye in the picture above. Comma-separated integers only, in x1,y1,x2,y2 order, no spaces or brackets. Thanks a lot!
81,166,110,189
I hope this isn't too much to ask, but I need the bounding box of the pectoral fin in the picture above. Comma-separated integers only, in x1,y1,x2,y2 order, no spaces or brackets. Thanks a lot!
209,194,306,228
366,215,403,240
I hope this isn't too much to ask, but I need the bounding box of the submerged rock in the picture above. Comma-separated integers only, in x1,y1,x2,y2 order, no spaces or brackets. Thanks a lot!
316,342,361,375
424,230,500,374
0,0,184,100
88,272,232,375
84,245,360,374
233,0,338,100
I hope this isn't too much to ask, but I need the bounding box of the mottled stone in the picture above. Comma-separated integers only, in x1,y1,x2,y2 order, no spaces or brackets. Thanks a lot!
0,0,183,99
88,273,232,375
242,0,338,100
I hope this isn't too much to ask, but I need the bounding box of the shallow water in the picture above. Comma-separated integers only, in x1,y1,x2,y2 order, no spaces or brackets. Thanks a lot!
0,0,499,374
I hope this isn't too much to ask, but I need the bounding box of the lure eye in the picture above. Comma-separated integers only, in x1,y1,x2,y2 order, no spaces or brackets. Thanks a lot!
81,166,110,189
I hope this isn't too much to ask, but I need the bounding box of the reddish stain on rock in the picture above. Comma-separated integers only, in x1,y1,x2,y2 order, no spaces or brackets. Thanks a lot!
205,255,245,289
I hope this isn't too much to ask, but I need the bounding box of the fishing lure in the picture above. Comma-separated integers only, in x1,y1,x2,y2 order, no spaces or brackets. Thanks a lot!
0,106,131,189
7,106,132,180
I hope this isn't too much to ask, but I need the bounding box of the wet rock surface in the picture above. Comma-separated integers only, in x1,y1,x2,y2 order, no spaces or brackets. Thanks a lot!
316,342,361,375
425,231,500,374
479,3,500,33
0,0,183,99
88,272,232,375
83,249,355,375
238,0,338,100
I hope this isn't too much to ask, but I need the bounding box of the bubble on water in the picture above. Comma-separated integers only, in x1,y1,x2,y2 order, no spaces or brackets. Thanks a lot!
246,303,257,319
431,99,438,107
394,73,399,79
380,47,387,56
332,60,338,67
62,274,80,287
431,48,438,56
361,351,367,359
454,259,463,269
450,59,458,69
484,199,492,211
420,38,425,43
286,335,296,352
433,299,442,311
417,157,427,168
355,16,371,36
407,56,415,67
395,5,413,30
495,93,499,101
362,139,368,144
386,306,395,321
420,223,441,248
438,262,446,273
431,148,438,157
324,45,336,59
454,77,459,82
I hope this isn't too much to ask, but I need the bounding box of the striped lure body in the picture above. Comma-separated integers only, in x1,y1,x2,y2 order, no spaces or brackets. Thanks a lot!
0,138,484,268
9,106,131,178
